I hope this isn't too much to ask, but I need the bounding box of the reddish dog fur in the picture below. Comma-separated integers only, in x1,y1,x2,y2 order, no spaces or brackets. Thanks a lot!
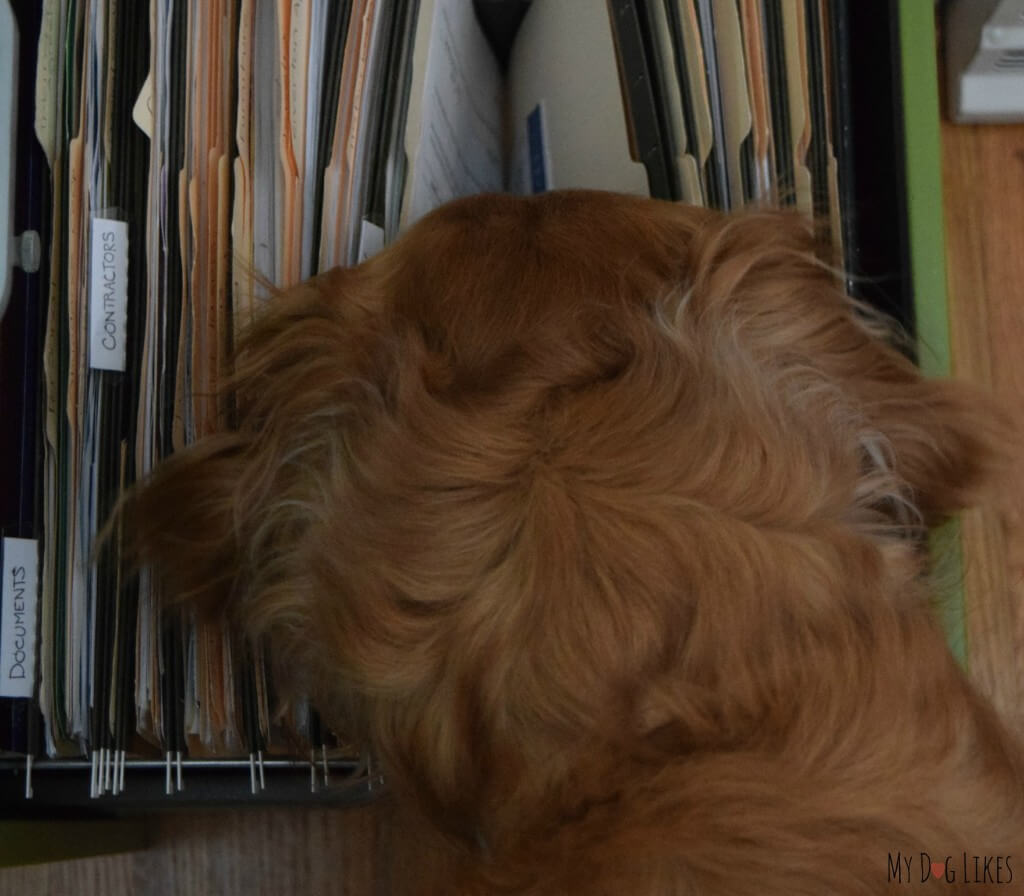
123,191,1024,893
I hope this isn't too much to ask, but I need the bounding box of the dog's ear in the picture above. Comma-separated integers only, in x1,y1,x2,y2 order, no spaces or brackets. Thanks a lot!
857,375,1014,521
678,208,1014,524
115,433,249,617
114,265,387,625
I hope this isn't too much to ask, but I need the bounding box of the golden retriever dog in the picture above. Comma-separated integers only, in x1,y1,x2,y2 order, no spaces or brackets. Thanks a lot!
121,191,1024,893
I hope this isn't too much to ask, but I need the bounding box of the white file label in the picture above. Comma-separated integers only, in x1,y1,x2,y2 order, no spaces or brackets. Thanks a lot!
1,538,39,698
89,218,129,371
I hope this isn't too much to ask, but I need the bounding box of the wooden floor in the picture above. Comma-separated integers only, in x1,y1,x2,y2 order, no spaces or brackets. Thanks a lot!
3,119,1024,896
942,118,1024,734
0,805,396,896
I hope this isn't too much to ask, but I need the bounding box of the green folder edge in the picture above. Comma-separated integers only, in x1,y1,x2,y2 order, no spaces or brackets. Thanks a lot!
898,1,968,667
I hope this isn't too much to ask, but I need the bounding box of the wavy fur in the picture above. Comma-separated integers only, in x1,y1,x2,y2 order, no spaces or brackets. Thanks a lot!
119,191,1024,893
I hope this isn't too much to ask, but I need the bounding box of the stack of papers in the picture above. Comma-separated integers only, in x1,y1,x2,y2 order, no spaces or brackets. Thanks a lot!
7,0,854,792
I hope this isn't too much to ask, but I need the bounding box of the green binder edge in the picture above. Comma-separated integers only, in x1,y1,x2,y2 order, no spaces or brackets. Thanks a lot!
897,1,968,667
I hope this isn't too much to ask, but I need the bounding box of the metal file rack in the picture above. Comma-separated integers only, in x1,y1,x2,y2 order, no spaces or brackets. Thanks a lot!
0,0,919,812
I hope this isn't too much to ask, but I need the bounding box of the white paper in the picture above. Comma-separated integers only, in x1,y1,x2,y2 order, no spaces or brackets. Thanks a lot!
712,0,753,206
132,71,154,139
401,0,503,228
505,0,648,197
89,218,128,371
252,0,279,284
301,0,328,279
358,219,385,262
1,538,40,699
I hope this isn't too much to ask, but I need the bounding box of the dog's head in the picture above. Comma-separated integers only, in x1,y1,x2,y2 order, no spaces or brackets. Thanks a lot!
122,191,1009,846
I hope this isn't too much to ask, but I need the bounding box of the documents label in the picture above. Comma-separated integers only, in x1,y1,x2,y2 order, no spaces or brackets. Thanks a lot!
1,538,39,699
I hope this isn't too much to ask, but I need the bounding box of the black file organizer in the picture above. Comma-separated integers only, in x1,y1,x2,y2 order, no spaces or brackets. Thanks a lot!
0,0,917,813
